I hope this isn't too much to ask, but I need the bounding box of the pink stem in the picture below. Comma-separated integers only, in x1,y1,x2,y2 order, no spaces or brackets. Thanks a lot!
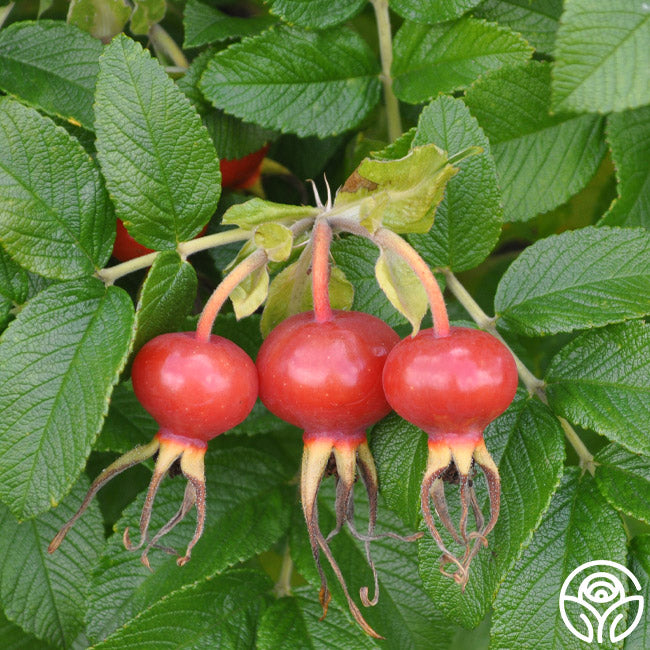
312,220,333,323
196,249,268,341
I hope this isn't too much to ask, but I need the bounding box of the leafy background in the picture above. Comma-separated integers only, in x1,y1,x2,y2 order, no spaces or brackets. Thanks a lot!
0,0,648,648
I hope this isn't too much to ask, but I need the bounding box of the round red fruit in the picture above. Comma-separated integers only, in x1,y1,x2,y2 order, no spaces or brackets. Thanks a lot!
132,332,258,443
256,310,399,437
382,327,518,439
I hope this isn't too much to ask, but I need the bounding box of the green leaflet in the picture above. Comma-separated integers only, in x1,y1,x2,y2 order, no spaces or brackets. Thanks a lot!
390,0,482,23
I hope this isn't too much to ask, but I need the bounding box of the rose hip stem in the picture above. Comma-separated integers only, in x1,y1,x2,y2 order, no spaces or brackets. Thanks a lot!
327,217,450,338
311,219,333,323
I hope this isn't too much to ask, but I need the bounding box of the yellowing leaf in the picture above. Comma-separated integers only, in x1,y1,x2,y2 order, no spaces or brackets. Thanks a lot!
375,247,427,334
254,222,293,262
222,198,318,230
230,266,269,320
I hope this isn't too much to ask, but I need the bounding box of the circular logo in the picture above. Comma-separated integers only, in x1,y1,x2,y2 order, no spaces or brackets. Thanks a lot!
559,560,645,644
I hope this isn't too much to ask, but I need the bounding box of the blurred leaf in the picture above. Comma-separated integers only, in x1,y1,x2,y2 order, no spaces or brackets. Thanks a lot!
68,0,131,43
490,469,628,649
393,18,532,103
546,321,650,455
336,144,458,233
0,246,29,305
261,260,353,337
495,227,650,336
223,198,317,229
257,589,379,649
86,446,292,641
265,0,366,28
95,35,221,250
415,395,565,627
0,279,134,519
331,236,406,328
0,476,104,647
184,0,275,48
95,382,157,453
551,0,650,113
409,96,502,271
0,610,52,650
600,105,650,229
200,25,381,137
94,570,271,649
130,0,166,35
473,0,563,53
627,535,650,649
0,21,102,129
464,61,606,222
132,251,198,356
390,0,482,23
290,483,457,648
0,98,114,279
594,444,650,524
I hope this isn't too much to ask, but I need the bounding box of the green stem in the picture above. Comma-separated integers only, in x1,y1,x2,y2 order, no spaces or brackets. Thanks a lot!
273,544,294,598
0,2,14,28
149,24,188,69
96,228,252,286
440,268,596,476
370,0,402,142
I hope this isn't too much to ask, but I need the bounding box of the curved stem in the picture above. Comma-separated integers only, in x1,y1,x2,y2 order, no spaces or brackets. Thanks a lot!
96,228,252,285
0,2,14,29
370,0,402,142
328,218,450,337
274,544,294,598
312,219,333,322
195,248,268,341
440,268,596,475
149,24,188,69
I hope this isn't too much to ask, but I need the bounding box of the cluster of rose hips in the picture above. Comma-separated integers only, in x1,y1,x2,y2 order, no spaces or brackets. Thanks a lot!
49,190,517,638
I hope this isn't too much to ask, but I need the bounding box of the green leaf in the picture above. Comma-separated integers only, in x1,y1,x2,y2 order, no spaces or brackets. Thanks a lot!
183,0,275,48
86,446,291,641
68,0,131,43
331,236,406,328
95,382,158,453
551,0,650,113
95,35,221,250
628,535,650,649
392,18,532,104
230,264,270,320
336,144,458,233
390,0,482,23
0,21,102,130
0,98,114,279
265,0,366,28
0,278,134,519
222,198,317,229
600,105,650,229
415,395,565,627
490,469,628,650
463,61,606,222
546,321,650,455
473,0,563,53
0,476,104,647
132,251,197,356
200,25,381,137
594,444,650,524
130,0,166,35
257,589,379,650
408,96,502,272
254,222,294,262
289,482,457,648
94,570,271,649
261,260,354,337
0,246,29,305
375,246,427,335
495,227,650,336
211,311,264,359
0,609,51,650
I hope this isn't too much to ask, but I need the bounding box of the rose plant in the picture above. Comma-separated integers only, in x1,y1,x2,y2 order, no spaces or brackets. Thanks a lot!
0,0,649,648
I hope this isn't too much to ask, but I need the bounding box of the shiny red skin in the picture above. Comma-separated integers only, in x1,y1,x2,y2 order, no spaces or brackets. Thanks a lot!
112,220,208,262
220,145,269,189
256,311,400,437
132,332,258,443
382,327,518,440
